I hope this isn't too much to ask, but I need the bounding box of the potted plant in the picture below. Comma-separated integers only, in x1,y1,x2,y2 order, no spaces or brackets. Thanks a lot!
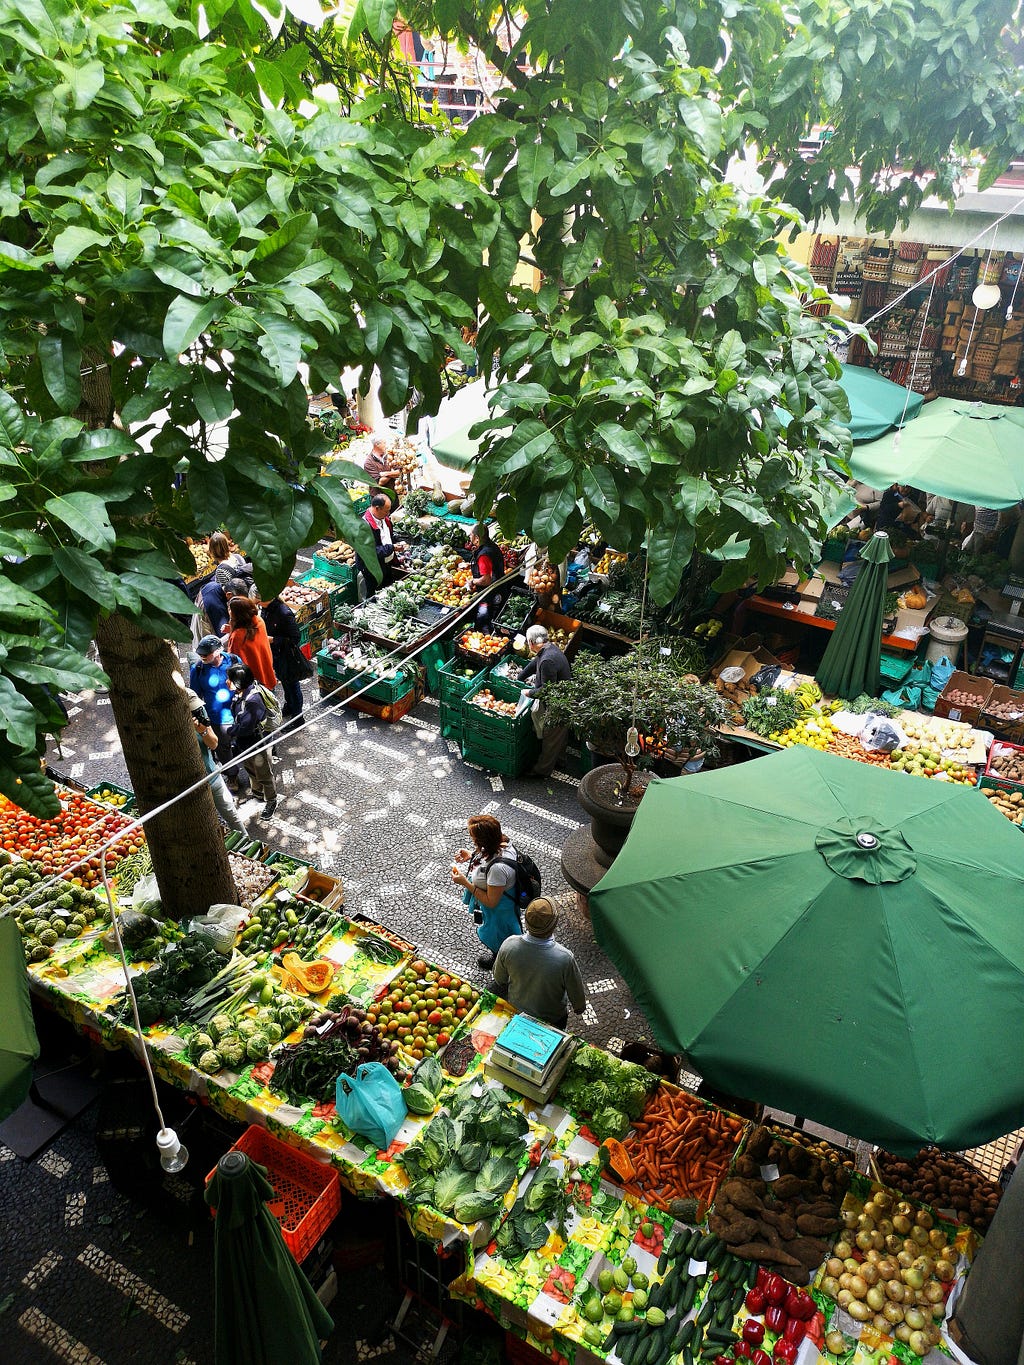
543,643,727,877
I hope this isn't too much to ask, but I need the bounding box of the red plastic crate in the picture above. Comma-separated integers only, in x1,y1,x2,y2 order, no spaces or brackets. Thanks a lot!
207,1125,341,1262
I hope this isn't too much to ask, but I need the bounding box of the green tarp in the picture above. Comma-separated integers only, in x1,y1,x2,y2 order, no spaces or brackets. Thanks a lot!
850,398,1024,508
590,747,1024,1152
838,363,923,441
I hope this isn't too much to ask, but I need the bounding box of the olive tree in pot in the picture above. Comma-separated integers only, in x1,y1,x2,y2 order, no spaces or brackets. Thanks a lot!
544,645,727,886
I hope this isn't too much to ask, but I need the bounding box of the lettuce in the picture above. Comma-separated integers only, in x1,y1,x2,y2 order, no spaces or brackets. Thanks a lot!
592,1104,630,1141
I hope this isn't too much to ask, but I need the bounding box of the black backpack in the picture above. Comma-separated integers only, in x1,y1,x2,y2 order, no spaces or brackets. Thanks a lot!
495,850,542,909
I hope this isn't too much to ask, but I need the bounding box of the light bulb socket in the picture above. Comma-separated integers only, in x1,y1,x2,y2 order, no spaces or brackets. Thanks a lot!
625,726,641,758
157,1127,189,1174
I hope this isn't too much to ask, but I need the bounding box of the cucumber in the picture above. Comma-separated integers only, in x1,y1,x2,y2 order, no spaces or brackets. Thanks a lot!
692,1232,717,1262
695,1297,715,1330
671,1272,692,1312
611,1319,644,1337
645,1330,666,1365
683,1347,694,1365
729,1285,747,1316
674,1320,696,1351
704,1326,740,1346
726,1258,746,1286
657,1249,670,1276
714,1299,735,1328
678,1275,698,1317
680,1225,700,1258
708,1277,731,1303
705,1238,727,1272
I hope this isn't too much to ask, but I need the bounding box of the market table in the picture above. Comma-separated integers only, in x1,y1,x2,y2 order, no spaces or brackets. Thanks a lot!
744,594,921,651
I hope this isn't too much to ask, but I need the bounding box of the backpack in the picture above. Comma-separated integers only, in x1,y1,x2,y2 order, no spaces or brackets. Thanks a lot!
495,849,542,909
253,682,283,738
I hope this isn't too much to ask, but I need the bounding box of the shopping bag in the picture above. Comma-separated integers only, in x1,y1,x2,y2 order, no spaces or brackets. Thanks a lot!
881,683,921,710
335,1063,405,1150
929,655,955,692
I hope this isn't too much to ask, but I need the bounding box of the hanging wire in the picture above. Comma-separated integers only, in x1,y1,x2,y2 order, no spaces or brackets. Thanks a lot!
893,269,937,451
625,554,650,758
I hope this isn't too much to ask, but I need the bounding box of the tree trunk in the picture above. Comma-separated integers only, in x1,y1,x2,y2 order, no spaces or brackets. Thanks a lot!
94,613,236,918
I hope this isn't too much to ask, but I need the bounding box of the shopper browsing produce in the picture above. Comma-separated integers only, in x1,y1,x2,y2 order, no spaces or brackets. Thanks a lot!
225,663,278,820
226,595,277,690
492,897,585,1029
519,624,572,778
208,531,256,593
190,636,249,797
450,814,523,969
262,595,309,730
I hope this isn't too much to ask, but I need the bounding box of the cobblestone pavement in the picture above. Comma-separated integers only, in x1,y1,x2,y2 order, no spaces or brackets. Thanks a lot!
2,659,657,1364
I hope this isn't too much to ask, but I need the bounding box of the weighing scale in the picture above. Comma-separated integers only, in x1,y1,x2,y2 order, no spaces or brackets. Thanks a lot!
1002,576,1024,617
485,1015,578,1105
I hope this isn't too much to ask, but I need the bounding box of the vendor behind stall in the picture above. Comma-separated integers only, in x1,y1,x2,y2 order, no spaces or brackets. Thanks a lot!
464,522,506,627
362,436,401,492
356,493,405,597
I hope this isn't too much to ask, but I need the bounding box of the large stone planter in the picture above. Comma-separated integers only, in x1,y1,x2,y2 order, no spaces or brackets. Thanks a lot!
561,764,651,907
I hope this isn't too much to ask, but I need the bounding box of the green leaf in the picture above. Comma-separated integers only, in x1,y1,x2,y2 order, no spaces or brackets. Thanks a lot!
532,482,578,547
65,428,138,461
120,572,195,615
52,226,109,270
641,130,674,176
53,547,117,610
257,316,305,385
363,301,393,355
193,370,233,424
6,648,106,691
678,98,723,159
250,212,317,284
398,198,429,248
253,56,284,105
516,141,554,204
44,491,115,549
163,295,224,358
38,335,81,413
0,750,61,819
648,519,695,604
582,464,620,522
487,223,519,286
0,677,36,752
487,419,555,477
363,0,398,43
716,329,745,371
0,392,25,446
596,423,651,475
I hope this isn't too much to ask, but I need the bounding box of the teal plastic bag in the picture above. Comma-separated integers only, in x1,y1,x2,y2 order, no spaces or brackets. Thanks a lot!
881,683,921,710
929,655,955,692
335,1063,405,1150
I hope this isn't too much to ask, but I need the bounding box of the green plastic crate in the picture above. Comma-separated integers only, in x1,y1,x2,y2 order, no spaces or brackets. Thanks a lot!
878,650,914,686
297,569,355,614
85,781,135,813
460,728,539,777
311,553,355,583
316,649,416,704
436,656,487,704
461,672,533,740
438,698,464,742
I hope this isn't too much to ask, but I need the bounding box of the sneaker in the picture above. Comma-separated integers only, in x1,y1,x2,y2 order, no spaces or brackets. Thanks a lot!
260,799,278,820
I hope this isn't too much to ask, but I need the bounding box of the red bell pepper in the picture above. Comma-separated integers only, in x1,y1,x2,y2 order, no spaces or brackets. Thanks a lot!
773,1342,798,1365
764,1305,787,1334
742,1320,766,1347
763,1273,787,1306
750,1351,772,1365
783,1319,806,1345
755,1266,770,1291
784,1286,815,1321
745,1288,767,1314
733,1344,752,1360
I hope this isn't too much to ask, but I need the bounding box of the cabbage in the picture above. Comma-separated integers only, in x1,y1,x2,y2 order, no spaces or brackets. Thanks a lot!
459,1141,487,1172
524,1164,562,1213
404,1083,438,1116
432,1168,477,1214
413,1054,443,1097
453,1191,503,1225
477,1155,518,1199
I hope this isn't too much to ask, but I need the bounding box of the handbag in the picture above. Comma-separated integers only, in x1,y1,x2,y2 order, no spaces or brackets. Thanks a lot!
291,639,314,681
335,1063,406,1150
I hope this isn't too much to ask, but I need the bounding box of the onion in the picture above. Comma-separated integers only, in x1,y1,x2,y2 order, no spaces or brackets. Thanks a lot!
908,1330,930,1356
892,1214,913,1235
885,1280,905,1303
849,1275,867,1299
935,1258,956,1282
915,1210,934,1231
883,1301,904,1325
821,1275,840,1298
826,1258,844,1278
929,1227,947,1250
837,1289,853,1309
847,1300,871,1323
865,1285,886,1311
834,1240,854,1261
855,1230,874,1252
860,1263,880,1286
923,1282,945,1305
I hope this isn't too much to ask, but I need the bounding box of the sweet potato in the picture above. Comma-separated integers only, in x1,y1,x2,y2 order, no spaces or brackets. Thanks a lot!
771,1175,816,1200
731,1241,801,1267
787,1236,830,1267
796,1213,839,1237
711,1214,762,1245
719,1180,765,1213
760,1208,798,1240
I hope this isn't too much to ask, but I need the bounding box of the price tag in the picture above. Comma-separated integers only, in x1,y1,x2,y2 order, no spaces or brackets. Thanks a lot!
687,1258,708,1277
760,1163,780,1182
660,646,672,656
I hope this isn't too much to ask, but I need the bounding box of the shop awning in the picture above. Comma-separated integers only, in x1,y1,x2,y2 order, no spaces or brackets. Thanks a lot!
850,398,1024,508
838,363,923,441
431,380,507,472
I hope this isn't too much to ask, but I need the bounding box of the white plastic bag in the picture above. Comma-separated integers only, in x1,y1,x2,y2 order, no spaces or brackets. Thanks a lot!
131,874,162,919
187,903,246,954
860,716,907,753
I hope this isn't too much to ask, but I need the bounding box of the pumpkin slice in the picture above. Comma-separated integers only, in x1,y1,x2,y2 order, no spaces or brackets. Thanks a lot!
282,951,335,995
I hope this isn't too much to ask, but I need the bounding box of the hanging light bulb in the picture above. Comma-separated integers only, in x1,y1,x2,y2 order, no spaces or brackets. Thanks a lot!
892,430,902,451
625,726,641,758
972,282,1002,310
957,357,969,377
157,1127,189,1174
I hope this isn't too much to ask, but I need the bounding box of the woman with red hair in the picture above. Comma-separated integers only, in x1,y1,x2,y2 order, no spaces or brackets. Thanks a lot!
226,596,276,690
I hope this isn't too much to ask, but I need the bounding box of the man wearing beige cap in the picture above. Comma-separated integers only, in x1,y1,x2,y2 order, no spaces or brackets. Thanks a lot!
492,897,586,1030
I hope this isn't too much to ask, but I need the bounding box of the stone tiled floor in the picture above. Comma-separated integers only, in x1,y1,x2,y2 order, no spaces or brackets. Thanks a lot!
3,656,658,1364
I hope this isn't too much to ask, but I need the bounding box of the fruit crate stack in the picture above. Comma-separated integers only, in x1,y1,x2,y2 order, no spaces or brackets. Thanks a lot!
459,672,539,776
296,569,357,615
435,656,488,744
316,649,416,706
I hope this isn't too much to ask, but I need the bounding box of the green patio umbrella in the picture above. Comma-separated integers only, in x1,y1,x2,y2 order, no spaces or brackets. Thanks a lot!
838,363,923,442
205,1151,333,1365
815,529,894,698
0,914,39,1121
850,398,1024,508
590,746,1024,1152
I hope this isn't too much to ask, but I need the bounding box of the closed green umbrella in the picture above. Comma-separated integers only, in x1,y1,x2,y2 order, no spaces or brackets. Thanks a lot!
590,747,1024,1153
0,914,39,1121
205,1151,333,1365
815,529,894,698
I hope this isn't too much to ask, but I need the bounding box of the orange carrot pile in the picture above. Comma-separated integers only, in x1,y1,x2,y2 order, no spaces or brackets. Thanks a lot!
621,1087,745,1210
829,732,892,766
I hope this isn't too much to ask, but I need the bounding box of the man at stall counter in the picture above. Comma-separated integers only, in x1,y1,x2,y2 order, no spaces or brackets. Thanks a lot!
519,624,572,778
362,436,401,491
492,897,586,1031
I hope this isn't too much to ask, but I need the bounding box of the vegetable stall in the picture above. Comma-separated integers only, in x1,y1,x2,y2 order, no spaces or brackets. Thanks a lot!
0,778,1008,1365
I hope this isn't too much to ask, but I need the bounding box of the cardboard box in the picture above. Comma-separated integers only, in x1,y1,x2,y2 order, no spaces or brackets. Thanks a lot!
934,671,994,724
711,645,781,685
799,576,826,603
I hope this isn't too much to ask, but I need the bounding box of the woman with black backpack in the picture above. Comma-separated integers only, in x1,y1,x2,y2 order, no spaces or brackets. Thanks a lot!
451,814,525,970
225,663,279,821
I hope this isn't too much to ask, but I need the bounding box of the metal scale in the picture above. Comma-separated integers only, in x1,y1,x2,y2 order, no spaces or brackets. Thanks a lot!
485,1014,578,1105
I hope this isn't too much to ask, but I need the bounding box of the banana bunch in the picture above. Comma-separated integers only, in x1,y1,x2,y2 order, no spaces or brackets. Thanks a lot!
793,679,823,717
693,619,723,638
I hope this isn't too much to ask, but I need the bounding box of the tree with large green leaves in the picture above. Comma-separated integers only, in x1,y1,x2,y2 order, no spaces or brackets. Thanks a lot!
0,0,496,912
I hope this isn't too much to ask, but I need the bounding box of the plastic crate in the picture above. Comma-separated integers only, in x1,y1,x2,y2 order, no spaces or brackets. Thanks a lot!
279,581,329,626
460,728,539,777
984,740,1024,792
316,649,417,704
85,782,135,814
821,538,850,563
206,1126,341,1262
878,650,914,686
332,684,418,723
299,615,332,655
438,698,464,742
296,569,356,614
311,552,355,582
435,656,487,703
461,672,533,738
494,586,537,635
